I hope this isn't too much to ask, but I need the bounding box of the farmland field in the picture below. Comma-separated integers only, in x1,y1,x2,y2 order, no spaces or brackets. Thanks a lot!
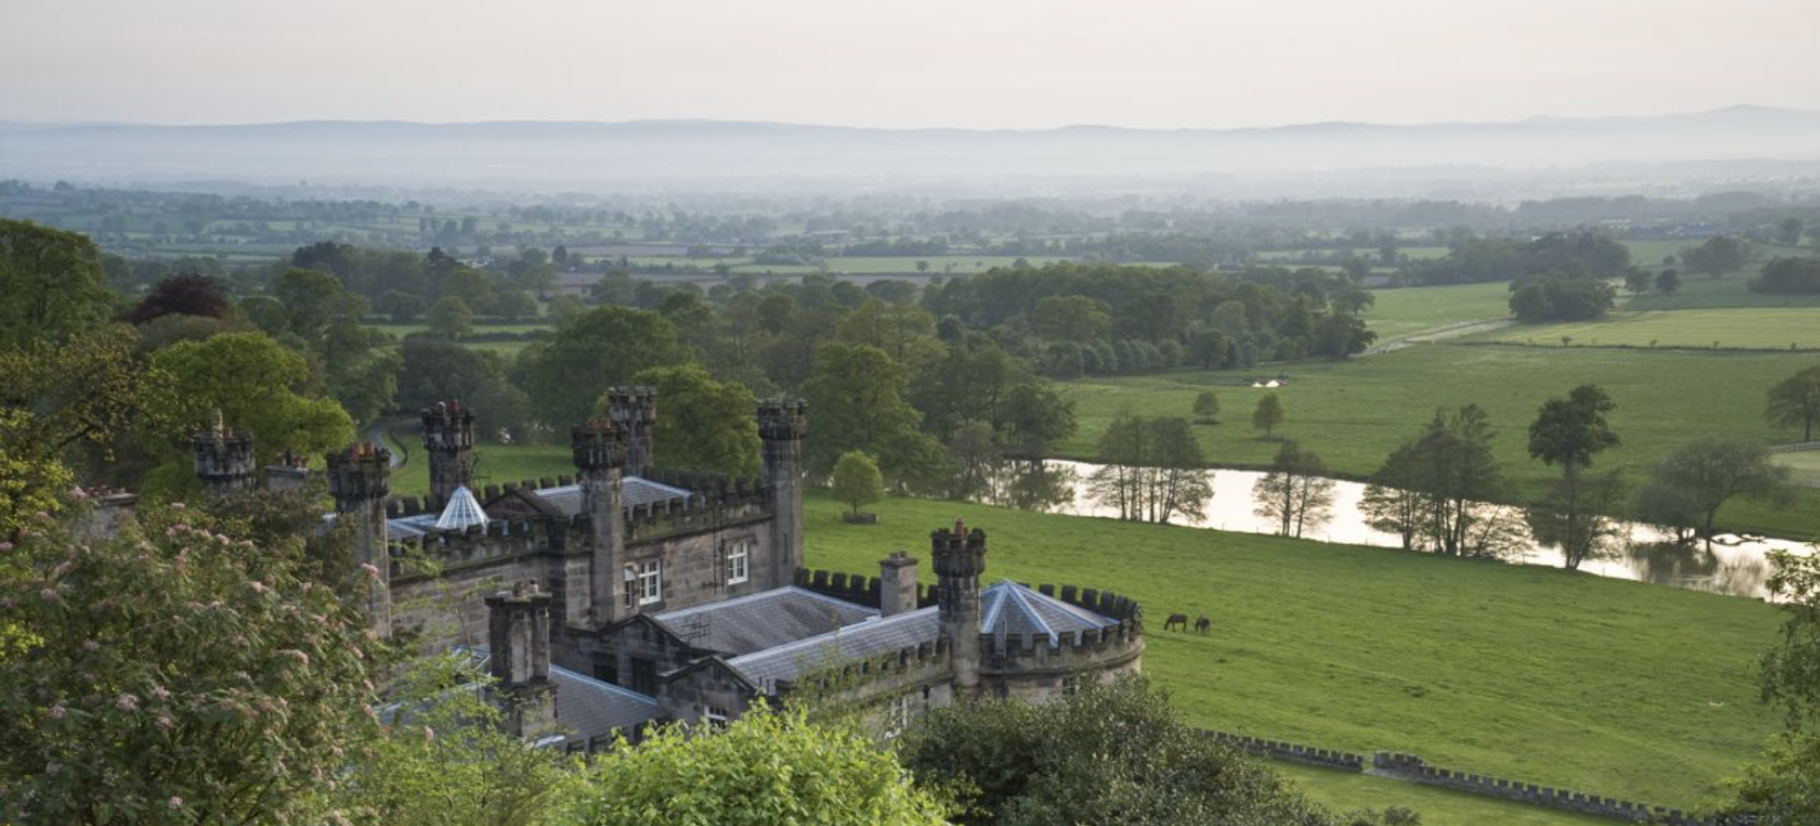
1773,450,1820,488
1479,308,1820,350
1362,281,1512,339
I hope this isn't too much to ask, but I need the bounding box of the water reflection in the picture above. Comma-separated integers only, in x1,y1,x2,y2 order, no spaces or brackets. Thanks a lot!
960,459,1801,600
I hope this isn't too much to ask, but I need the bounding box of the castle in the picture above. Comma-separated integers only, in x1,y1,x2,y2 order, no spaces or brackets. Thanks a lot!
191,393,1144,751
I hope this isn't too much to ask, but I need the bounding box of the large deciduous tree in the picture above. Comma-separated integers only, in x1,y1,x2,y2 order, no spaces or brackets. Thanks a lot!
1087,414,1212,524
1526,384,1621,570
123,274,233,325
1648,438,1790,552
0,501,386,826
0,218,116,350
830,451,884,519
803,342,946,488
1682,235,1752,278
1765,365,1820,442
563,704,949,826
1251,392,1285,438
518,306,688,428
1252,440,1335,539
616,364,760,477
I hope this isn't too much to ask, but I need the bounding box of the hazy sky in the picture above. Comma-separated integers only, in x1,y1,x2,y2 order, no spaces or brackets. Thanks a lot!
4,0,1816,129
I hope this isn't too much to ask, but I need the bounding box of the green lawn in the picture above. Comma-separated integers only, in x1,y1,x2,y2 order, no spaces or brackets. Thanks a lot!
1276,764,1622,826
1622,263,1820,311
1056,346,1820,538
1363,282,1513,339
384,441,574,499
802,493,1783,813
1482,308,1820,351
1773,450,1820,488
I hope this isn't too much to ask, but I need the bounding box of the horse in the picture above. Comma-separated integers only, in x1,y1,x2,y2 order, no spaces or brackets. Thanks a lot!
1163,613,1189,632
1195,616,1211,635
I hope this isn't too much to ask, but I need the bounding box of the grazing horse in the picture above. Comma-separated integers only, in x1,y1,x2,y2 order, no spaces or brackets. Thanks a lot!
1195,616,1211,635
1163,613,1189,632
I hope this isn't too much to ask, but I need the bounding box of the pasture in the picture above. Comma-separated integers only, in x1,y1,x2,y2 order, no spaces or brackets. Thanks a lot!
1362,281,1512,339
800,492,1785,815
1481,308,1820,351
1054,346,1820,538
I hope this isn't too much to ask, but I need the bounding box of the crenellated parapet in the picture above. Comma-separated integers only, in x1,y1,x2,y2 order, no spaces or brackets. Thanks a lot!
623,493,772,544
572,419,628,471
326,442,392,505
977,618,1144,675
756,398,808,443
605,386,657,476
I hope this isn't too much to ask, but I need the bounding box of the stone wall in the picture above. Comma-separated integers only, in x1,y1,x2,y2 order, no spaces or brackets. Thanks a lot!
1205,731,1365,771
1372,752,1724,825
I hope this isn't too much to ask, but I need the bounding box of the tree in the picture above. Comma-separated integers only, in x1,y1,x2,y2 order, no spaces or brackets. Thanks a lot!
518,306,688,429
123,274,233,325
1360,443,1429,552
493,289,540,320
1253,440,1335,538
1507,275,1615,323
1776,217,1805,247
1622,267,1653,296
831,451,884,519
563,703,949,826
1192,390,1221,424
619,364,760,477
1527,384,1620,570
1030,295,1112,344
271,267,361,345
427,295,476,341
1525,470,1626,570
1409,405,1507,556
377,289,428,324
0,218,115,350
1087,414,1213,524
1252,392,1285,438
0,501,386,826
998,381,1076,459
1683,236,1752,278
803,342,945,487
1766,365,1820,442
1648,438,1790,552
895,677,1335,826
1720,550,1820,823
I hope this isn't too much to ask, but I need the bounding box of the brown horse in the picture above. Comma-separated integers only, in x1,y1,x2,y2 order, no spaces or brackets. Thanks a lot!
1195,616,1211,635
1163,613,1189,632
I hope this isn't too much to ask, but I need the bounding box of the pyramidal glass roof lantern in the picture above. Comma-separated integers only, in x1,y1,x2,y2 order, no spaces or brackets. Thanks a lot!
435,485,490,531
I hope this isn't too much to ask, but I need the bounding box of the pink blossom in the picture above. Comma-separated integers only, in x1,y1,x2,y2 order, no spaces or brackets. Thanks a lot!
359,562,381,579
48,704,66,720
34,511,51,522
168,796,182,810
423,726,435,742
45,763,60,776
0,541,13,552
152,686,170,701
116,694,138,711
39,588,57,603
249,581,268,594
171,502,186,510
82,640,99,652
69,487,89,501
282,649,310,665
157,715,174,730
52,561,70,577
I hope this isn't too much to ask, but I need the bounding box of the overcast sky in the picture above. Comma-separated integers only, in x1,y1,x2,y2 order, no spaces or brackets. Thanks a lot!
4,0,1816,129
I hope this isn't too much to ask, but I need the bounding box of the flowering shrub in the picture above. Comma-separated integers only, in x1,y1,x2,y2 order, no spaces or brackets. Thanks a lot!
0,499,387,825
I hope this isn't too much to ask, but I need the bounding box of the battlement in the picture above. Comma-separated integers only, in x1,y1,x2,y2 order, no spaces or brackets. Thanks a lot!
782,637,953,701
1205,731,1365,772
192,417,256,493
977,618,1143,673
326,442,391,502
624,492,772,543
605,386,657,424
931,521,987,579
1373,752,1719,825
571,419,627,471
756,398,809,442
421,400,476,450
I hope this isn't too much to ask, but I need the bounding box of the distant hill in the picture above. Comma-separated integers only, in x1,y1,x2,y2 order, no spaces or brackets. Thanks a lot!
4,106,1819,192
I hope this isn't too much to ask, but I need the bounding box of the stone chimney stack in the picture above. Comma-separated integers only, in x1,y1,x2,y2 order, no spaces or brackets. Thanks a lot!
262,450,312,493
758,398,808,589
879,550,920,617
605,386,656,477
327,442,393,637
932,520,987,694
487,580,557,737
192,410,256,496
572,418,627,628
421,400,476,511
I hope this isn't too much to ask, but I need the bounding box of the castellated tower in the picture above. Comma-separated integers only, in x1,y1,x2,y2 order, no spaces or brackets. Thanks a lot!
191,410,256,496
605,387,657,477
933,521,987,694
572,418,628,628
758,398,808,588
327,442,393,637
421,400,476,510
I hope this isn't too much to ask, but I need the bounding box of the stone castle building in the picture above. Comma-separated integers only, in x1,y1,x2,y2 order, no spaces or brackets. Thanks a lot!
195,393,1143,751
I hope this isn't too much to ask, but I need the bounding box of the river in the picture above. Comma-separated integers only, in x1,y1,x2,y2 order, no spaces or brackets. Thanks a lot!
964,460,1810,600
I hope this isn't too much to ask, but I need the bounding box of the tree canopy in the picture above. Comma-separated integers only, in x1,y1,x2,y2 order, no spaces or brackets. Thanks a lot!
0,218,115,350
1765,364,1820,442
518,306,689,429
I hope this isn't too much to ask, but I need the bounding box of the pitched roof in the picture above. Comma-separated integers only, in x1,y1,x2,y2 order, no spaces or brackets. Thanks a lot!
547,663,663,742
652,587,878,657
979,579,1120,646
727,608,942,691
525,478,693,516
434,485,489,531
379,474,692,539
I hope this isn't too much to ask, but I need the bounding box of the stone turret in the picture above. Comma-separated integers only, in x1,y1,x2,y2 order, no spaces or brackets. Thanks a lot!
758,398,807,588
605,387,657,477
422,400,476,510
487,580,556,737
327,442,393,637
572,419,628,627
262,450,312,492
879,550,919,617
192,410,256,496
933,521,987,694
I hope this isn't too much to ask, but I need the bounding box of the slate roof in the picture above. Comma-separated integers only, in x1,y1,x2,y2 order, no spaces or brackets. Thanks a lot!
376,475,692,540
652,587,878,657
723,579,1120,690
727,608,942,691
547,663,663,742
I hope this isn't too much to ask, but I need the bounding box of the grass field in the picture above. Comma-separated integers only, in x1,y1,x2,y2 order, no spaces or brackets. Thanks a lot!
800,492,1784,813
1363,282,1512,339
1482,308,1820,351
1773,450,1820,488
1055,346,1820,538
1622,269,1820,311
